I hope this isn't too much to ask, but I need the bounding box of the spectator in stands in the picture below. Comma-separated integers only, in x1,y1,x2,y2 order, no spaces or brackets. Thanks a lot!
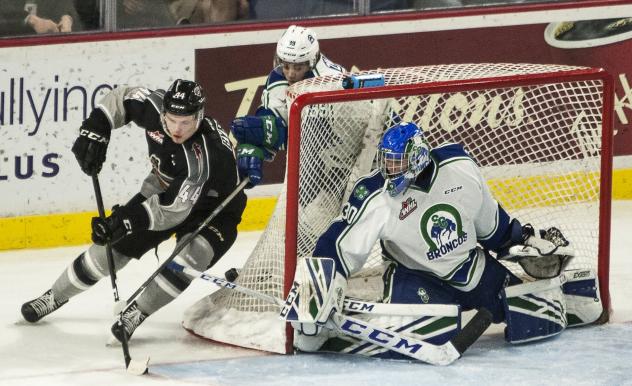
117,0,175,29
169,0,249,24
73,0,101,31
0,3,34,37
0,1,84,36
248,0,355,20
372,0,567,12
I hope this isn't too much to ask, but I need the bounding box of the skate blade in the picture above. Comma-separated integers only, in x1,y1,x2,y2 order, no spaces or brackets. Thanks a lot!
106,335,121,347
127,356,150,375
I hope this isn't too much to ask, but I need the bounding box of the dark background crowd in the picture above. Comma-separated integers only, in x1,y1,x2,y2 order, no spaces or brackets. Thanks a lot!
0,0,567,38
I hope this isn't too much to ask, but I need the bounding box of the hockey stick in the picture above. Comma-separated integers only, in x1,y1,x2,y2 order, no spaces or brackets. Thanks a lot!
168,262,458,317
119,177,249,314
221,271,458,316
169,262,490,365
92,173,148,375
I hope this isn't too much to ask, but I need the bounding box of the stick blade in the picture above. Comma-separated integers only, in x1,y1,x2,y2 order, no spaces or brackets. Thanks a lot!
126,356,150,375
450,308,493,356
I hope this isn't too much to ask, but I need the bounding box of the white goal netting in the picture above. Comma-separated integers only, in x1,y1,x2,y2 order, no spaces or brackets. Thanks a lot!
183,63,612,353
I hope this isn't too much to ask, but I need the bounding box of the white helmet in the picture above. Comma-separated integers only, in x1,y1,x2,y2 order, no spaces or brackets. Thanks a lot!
275,25,320,68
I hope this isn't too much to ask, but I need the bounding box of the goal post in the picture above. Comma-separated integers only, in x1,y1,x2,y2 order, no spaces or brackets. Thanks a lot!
285,65,614,319
183,63,614,354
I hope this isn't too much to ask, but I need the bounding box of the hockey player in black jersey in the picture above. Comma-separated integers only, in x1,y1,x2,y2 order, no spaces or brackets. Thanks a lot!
20,79,247,342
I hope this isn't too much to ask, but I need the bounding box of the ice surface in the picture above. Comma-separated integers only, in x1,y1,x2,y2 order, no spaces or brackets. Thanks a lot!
1,202,631,386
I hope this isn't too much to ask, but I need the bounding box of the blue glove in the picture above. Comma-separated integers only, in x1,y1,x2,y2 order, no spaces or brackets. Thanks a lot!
230,115,287,151
236,144,273,188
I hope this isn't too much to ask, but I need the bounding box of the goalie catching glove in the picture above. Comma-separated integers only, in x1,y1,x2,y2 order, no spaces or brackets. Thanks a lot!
501,223,575,279
281,257,347,336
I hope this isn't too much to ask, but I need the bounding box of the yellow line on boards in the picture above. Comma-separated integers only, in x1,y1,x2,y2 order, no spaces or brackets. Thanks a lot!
1,168,631,251
0,197,277,251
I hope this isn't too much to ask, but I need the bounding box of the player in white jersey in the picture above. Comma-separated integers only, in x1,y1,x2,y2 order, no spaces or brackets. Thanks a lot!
287,122,594,358
230,24,345,187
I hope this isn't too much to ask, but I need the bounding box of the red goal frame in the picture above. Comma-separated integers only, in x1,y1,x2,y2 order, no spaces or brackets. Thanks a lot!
285,67,614,351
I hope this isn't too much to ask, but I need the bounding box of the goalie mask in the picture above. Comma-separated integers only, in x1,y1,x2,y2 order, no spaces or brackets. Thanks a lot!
274,25,320,69
162,79,206,136
378,122,431,197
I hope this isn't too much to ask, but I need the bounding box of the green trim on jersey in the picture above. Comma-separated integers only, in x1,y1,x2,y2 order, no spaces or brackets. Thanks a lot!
438,250,480,288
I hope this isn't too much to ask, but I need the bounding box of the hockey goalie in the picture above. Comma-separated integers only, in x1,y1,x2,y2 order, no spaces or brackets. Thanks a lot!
282,121,604,362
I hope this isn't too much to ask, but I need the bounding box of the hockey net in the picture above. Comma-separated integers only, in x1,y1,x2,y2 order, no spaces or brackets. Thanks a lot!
183,63,613,354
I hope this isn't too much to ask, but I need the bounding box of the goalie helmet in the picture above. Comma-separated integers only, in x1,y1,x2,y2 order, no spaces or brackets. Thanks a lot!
378,122,431,197
162,79,205,131
275,25,320,68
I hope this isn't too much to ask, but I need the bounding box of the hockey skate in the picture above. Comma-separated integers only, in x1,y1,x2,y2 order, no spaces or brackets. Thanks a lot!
111,301,148,342
21,289,68,323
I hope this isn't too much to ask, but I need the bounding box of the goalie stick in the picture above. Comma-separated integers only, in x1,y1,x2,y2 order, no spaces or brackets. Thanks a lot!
169,262,491,365
171,262,457,317
92,174,148,375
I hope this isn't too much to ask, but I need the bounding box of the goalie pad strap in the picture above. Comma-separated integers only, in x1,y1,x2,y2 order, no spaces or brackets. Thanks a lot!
563,269,603,326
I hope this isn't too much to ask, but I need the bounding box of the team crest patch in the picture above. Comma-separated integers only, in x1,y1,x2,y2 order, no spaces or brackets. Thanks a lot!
420,203,468,261
147,130,164,144
399,197,417,220
192,143,203,160
353,185,369,200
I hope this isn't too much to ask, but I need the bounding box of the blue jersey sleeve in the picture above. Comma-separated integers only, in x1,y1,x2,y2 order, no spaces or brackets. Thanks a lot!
477,204,517,251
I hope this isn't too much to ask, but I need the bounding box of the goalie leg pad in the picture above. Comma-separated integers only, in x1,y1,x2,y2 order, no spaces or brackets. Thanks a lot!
293,324,336,352
284,257,347,326
502,276,567,343
563,269,603,326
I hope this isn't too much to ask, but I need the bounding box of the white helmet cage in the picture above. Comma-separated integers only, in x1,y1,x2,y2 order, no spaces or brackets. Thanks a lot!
274,25,320,69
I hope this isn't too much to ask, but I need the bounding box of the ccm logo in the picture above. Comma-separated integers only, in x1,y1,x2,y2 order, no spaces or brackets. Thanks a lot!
80,129,108,143
279,281,300,318
444,186,462,194
344,299,374,312
340,319,422,354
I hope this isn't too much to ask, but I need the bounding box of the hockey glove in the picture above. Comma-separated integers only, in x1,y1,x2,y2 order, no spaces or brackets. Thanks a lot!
71,121,110,176
91,205,134,246
502,223,574,279
236,144,273,188
521,224,570,255
230,115,287,151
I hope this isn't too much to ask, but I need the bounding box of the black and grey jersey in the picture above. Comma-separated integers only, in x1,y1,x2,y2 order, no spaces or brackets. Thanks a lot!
84,85,246,231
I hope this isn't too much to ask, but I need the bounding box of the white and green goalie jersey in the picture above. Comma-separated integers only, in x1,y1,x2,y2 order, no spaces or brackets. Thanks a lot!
313,143,518,292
